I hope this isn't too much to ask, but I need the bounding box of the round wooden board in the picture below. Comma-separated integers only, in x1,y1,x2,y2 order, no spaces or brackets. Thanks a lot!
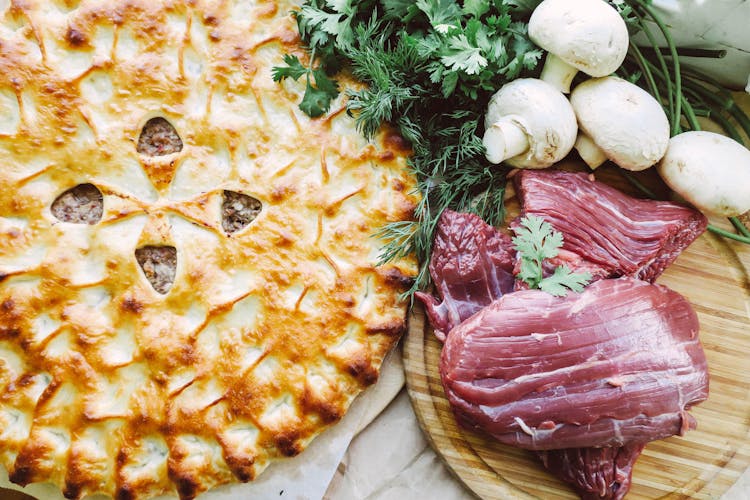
403,167,750,500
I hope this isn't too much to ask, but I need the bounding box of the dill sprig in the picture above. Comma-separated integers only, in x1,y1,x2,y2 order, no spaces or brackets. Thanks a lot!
374,108,509,297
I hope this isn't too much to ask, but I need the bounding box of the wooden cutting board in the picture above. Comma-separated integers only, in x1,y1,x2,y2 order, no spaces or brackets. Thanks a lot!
403,165,750,499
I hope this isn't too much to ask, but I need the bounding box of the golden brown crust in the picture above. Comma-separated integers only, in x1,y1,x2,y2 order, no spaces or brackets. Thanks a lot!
0,1,418,498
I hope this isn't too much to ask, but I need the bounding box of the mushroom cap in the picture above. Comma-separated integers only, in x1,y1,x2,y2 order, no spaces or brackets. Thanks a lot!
658,131,750,217
485,78,577,169
529,0,629,77
570,76,670,171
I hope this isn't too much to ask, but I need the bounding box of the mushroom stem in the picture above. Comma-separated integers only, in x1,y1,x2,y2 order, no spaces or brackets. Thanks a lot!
540,53,579,94
574,133,608,170
483,119,529,164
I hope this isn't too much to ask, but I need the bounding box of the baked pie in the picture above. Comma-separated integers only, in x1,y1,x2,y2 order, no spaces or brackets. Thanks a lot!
0,1,417,498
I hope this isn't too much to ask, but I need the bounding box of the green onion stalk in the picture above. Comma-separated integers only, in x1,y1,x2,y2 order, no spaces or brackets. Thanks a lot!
620,0,750,244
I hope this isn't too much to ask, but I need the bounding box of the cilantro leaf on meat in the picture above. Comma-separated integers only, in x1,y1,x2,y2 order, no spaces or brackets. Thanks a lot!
540,266,592,296
512,215,560,290
513,215,592,296
513,215,563,260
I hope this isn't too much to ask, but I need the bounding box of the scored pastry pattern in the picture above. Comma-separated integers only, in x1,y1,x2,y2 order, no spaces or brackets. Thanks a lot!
0,1,417,499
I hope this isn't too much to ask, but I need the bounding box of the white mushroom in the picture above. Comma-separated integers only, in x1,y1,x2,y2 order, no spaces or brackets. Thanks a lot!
529,0,629,94
570,76,670,171
483,78,577,169
658,131,750,217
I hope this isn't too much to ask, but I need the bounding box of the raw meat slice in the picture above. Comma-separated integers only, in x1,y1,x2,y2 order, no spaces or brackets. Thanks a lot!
440,278,708,451
418,175,710,499
415,210,515,341
513,170,707,282
538,444,644,500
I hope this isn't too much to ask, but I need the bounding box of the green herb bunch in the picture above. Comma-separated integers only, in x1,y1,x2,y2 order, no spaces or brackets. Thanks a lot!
274,0,545,297
274,0,750,300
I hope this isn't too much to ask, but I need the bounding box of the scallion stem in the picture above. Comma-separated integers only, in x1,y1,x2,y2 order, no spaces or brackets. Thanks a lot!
731,217,750,238
680,95,701,131
638,47,727,59
628,4,677,131
636,1,683,135
708,225,750,244
628,43,662,104
621,171,658,199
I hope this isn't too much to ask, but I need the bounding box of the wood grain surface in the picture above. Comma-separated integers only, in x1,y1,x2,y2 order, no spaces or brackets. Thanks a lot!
404,165,750,500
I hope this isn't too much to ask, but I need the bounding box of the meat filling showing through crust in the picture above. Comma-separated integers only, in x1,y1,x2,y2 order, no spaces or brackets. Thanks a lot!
137,117,183,156
135,246,177,294
50,183,104,224
222,190,262,234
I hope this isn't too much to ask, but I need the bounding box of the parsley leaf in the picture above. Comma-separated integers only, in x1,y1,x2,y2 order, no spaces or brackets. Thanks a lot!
299,5,344,35
540,266,592,296
463,0,490,18
415,0,462,32
271,54,308,82
440,34,488,75
326,0,354,13
513,215,592,296
382,0,420,20
272,53,339,118
300,69,340,117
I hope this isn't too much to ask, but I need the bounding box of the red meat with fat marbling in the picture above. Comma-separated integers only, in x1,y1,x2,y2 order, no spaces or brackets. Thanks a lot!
415,210,515,341
513,170,707,283
440,278,708,450
420,172,709,499
537,444,644,500
506,170,707,498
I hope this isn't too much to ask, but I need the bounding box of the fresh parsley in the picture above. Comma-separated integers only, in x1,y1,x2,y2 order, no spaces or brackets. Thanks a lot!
275,0,544,118
512,215,591,296
272,53,340,118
